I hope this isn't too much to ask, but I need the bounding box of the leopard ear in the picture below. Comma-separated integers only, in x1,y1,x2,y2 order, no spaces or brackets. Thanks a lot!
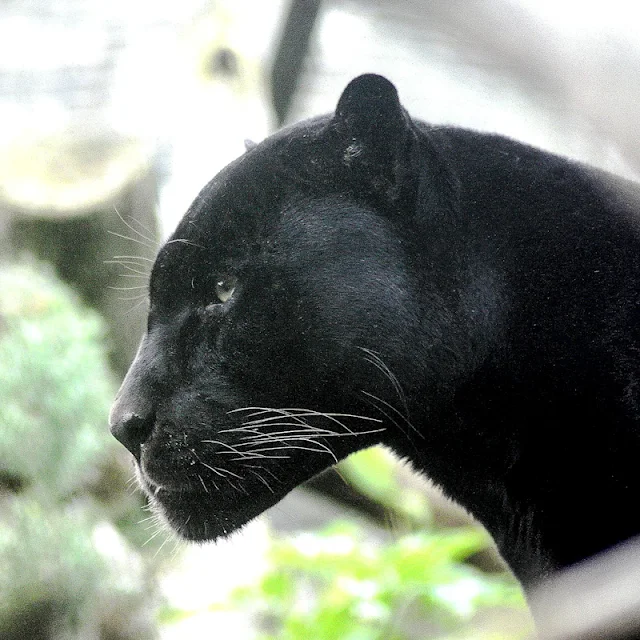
332,74,416,200
334,74,406,136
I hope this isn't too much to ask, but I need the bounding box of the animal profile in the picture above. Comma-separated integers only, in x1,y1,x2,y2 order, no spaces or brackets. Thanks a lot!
110,74,640,589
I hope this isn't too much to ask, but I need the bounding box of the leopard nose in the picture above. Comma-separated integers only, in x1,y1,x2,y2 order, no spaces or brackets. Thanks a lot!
109,375,155,460
110,335,159,460
109,409,154,461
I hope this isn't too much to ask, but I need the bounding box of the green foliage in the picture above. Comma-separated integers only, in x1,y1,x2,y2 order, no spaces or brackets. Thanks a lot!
0,263,116,500
339,447,431,525
230,523,529,640
0,501,104,632
0,261,157,639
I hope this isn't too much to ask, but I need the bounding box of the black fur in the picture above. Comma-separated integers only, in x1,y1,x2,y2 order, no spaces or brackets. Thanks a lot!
110,74,640,587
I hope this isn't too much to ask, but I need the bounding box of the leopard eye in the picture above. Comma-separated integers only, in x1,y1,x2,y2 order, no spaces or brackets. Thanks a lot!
214,275,237,303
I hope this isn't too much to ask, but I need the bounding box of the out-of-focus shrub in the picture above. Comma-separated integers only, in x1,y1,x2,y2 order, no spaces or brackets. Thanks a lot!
229,522,530,640
0,262,158,640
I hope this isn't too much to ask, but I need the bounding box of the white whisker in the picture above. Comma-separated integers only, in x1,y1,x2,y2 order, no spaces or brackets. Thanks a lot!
359,347,409,414
123,297,150,316
108,284,149,291
229,407,380,424
213,467,244,480
111,254,154,262
247,468,275,493
243,443,338,463
197,474,209,493
227,453,290,461
107,229,157,250
224,476,247,494
165,238,205,249
104,259,150,276
237,427,385,444
113,205,158,246
152,531,172,559
245,464,280,481
200,439,254,457
361,390,423,439
217,426,265,435
122,212,156,240
141,527,164,547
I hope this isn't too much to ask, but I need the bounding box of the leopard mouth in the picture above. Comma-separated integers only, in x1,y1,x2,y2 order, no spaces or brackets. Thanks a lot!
135,454,292,541
143,473,287,542
132,406,386,541
137,464,194,497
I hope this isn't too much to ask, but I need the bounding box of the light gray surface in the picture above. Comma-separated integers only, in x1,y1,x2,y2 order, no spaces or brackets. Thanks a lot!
289,0,640,179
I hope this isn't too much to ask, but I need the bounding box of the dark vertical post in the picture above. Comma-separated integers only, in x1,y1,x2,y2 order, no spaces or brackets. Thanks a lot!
270,0,323,126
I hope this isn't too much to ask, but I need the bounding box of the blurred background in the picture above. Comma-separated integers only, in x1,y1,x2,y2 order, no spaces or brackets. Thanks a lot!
0,1,638,638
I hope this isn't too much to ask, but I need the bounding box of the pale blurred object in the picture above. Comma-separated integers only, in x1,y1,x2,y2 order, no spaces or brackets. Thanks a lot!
291,0,640,180
155,0,283,237
158,519,270,640
532,535,640,640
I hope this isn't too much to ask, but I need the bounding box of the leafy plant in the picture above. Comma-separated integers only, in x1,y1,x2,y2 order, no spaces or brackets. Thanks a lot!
0,261,158,639
228,522,530,640
0,263,115,499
